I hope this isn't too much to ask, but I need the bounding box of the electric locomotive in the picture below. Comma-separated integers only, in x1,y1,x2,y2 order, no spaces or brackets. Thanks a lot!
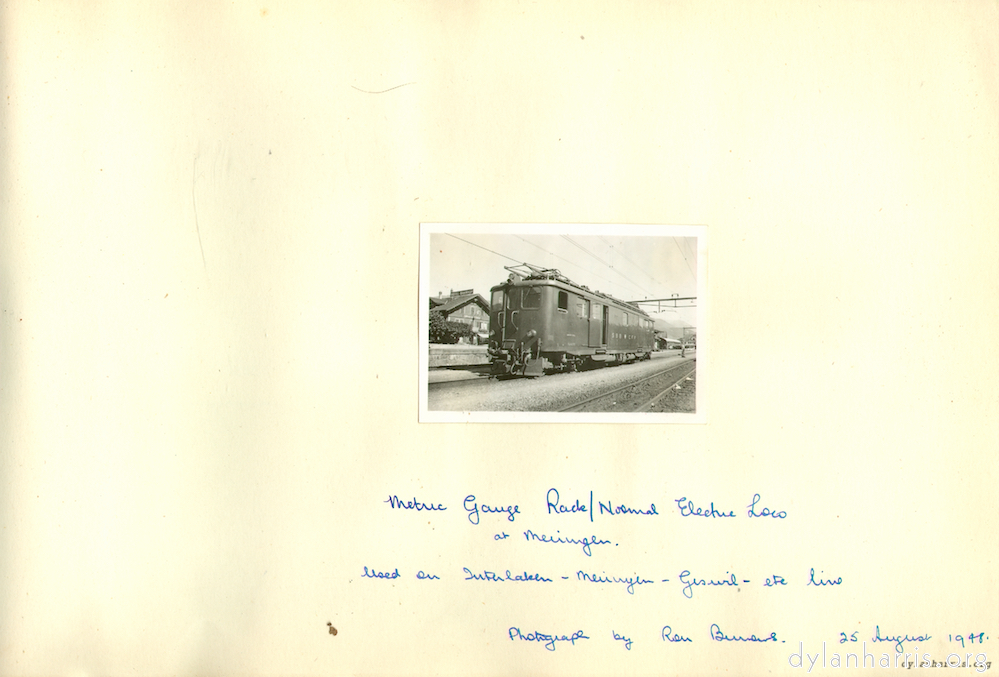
487,263,655,377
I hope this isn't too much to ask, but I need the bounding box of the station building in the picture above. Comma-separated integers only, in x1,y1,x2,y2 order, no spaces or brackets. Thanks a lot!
429,289,490,343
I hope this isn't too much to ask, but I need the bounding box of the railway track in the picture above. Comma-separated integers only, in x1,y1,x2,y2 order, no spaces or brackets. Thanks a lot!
428,372,491,389
558,359,696,413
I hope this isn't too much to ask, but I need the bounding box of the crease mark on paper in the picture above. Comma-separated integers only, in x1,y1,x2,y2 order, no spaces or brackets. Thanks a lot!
350,82,415,94
192,155,208,277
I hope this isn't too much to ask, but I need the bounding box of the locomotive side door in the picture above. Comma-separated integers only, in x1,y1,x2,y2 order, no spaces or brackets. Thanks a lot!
588,301,603,347
490,289,508,342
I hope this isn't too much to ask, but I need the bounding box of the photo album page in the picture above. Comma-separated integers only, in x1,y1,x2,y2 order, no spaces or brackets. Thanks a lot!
2,2,997,676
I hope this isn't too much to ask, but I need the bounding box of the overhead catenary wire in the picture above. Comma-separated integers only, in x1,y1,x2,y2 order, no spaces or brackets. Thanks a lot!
682,237,697,264
561,235,612,268
599,235,664,288
514,235,635,293
672,237,696,283
445,234,522,264
440,233,695,312
444,233,641,298
561,235,650,298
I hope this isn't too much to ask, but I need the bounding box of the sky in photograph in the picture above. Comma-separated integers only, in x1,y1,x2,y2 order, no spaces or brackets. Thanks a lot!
428,229,698,328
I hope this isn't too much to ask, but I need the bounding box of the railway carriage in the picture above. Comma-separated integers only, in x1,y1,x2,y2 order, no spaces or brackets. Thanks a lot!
487,263,655,377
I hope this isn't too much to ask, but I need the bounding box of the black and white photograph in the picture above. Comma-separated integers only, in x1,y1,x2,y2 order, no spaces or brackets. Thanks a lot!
419,224,706,422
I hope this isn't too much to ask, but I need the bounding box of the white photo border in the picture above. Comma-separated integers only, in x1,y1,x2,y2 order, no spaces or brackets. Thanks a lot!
419,223,707,424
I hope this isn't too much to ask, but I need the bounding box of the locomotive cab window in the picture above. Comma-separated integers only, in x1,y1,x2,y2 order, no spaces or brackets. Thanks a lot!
557,290,568,312
490,290,504,312
522,286,542,309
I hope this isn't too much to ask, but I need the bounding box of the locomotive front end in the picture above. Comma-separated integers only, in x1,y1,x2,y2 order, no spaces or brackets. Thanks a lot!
487,270,546,377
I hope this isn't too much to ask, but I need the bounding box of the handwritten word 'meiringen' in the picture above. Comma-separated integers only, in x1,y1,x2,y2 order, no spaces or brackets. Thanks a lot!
523,529,612,557
577,570,654,595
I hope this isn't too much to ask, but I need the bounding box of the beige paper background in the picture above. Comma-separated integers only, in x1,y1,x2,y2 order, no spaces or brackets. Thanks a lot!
2,1,997,675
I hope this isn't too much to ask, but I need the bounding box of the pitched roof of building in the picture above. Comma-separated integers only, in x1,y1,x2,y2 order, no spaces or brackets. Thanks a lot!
429,292,488,314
